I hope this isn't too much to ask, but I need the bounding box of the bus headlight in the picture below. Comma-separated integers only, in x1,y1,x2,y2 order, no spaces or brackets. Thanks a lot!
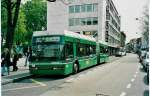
66,65,69,68
31,64,36,68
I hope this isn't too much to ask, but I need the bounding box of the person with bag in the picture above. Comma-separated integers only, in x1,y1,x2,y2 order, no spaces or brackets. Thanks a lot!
12,50,19,71
1,48,11,76
24,46,32,67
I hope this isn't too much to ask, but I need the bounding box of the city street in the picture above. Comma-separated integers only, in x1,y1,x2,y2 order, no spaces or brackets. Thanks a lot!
2,53,149,96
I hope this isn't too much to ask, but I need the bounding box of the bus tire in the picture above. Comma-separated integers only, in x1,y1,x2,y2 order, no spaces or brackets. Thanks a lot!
73,63,79,74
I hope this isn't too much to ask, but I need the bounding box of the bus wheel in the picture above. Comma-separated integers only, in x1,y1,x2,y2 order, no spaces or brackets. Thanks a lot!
73,63,78,74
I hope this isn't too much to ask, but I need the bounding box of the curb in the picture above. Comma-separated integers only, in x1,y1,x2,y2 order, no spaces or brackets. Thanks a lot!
2,73,32,85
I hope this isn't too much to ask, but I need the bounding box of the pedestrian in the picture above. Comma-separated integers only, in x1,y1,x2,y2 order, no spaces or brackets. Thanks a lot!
24,46,32,66
23,45,28,57
1,48,11,76
12,50,19,71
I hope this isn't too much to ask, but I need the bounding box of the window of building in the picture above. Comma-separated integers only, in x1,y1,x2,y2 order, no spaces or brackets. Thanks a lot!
69,6,74,13
86,4,93,12
93,3,98,12
69,3,98,13
92,17,98,25
69,17,98,26
74,18,80,26
81,4,86,12
83,31,97,36
81,18,86,25
87,17,92,25
75,5,81,13
69,18,74,26
106,12,110,20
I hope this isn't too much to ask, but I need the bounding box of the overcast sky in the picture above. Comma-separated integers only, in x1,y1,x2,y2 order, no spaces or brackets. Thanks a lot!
112,0,148,43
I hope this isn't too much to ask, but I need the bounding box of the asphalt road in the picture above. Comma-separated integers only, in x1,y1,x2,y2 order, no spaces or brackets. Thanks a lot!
2,53,149,96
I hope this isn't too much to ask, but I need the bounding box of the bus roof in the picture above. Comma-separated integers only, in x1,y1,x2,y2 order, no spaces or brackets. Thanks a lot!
33,30,96,42
98,41,108,46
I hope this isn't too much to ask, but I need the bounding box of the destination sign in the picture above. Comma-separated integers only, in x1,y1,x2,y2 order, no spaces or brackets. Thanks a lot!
35,36,60,43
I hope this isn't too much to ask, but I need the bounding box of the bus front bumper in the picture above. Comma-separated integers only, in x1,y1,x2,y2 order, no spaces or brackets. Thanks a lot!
29,64,72,75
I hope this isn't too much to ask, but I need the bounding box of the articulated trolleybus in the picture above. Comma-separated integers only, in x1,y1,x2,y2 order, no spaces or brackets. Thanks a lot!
29,30,109,75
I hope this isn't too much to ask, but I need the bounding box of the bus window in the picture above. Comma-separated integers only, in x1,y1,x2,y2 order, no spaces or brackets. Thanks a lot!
90,45,96,55
77,43,86,57
65,42,73,58
105,48,108,53
100,46,106,53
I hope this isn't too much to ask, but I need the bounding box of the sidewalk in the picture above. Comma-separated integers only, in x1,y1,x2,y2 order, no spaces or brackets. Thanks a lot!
1,57,31,85
1,55,121,85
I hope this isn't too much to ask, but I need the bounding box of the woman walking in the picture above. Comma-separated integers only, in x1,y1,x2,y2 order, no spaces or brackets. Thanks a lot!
12,50,19,71
1,48,11,76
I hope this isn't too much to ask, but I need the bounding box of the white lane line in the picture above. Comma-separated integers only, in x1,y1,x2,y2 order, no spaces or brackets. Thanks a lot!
2,85,42,92
136,72,138,74
131,78,135,82
30,79,46,86
78,74,84,78
65,78,74,82
134,75,137,78
120,92,126,96
126,83,132,89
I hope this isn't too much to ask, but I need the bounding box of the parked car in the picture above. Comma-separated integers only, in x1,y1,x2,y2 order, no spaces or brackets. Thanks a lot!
147,65,149,83
139,49,147,63
126,50,131,53
115,51,121,57
121,50,126,56
141,52,149,71
115,50,126,57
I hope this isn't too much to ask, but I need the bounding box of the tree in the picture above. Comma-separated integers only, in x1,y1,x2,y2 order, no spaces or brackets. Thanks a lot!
14,8,27,44
2,0,22,50
1,6,7,46
141,7,149,42
23,0,47,43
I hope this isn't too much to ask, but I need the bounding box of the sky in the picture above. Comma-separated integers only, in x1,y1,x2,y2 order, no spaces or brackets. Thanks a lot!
112,0,148,43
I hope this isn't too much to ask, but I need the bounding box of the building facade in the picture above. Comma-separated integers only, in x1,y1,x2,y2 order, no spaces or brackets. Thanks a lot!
47,0,121,55
129,38,137,53
120,31,126,47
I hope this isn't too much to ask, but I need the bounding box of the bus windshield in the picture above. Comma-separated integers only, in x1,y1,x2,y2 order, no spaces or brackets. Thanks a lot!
32,43,65,61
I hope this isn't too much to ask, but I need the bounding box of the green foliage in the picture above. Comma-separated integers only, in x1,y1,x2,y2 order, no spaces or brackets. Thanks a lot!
1,6,7,44
14,8,27,44
141,7,149,42
23,0,47,43
1,0,47,46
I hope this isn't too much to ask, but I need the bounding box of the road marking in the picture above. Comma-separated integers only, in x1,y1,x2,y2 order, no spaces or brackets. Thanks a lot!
65,78,74,82
126,83,131,89
131,78,135,82
136,72,138,74
94,68,98,71
134,75,137,78
120,92,126,96
2,85,42,92
79,74,84,78
30,79,46,86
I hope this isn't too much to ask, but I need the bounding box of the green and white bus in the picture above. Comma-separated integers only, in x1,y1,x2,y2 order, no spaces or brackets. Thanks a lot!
29,31,109,75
